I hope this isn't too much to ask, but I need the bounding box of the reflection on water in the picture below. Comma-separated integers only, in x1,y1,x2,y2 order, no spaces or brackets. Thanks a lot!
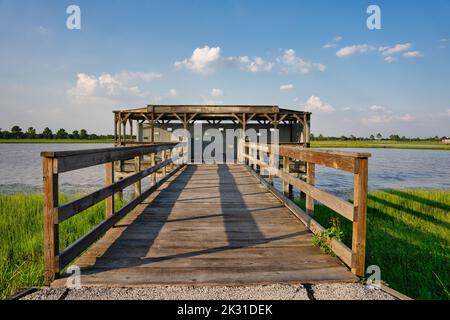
0,145,449,200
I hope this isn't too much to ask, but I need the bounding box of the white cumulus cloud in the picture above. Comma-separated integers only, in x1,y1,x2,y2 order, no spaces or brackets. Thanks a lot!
169,89,177,97
280,49,326,73
174,46,221,74
280,84,294,91
227,56,273,72
68,71,162,100
68,73,98,97
336,44,375,57
304,96,335,113
379,43,412,56
403,51,423,58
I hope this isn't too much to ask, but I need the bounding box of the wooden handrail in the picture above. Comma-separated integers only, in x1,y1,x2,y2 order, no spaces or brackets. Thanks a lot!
244,142,370,276
41,143,179,173
42,142,186,285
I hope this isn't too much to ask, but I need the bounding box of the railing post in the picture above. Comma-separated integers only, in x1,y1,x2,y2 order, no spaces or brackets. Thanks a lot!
105,162,114,218
268,150,275,185
162,150,167,176
306,162,315,215
255,146,260,172
43,157,59,285
282,156,290,195
244,143,249,166
167,149,173,172
133,156,141,198
117,177,124,202
352,158,368,276
252,146,257,170
150,153,156,185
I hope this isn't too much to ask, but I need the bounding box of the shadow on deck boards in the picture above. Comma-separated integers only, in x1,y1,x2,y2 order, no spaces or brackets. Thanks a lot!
52,164,356,287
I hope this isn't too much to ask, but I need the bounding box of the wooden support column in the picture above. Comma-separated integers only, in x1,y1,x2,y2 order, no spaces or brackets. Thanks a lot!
282,156,290,196
304,113,310,145
352,158,368,276
43,157,59,285
183,114,189,164
306,162,315,215
244,143,249,166
133,156,141,198
137,122,143,143
105,162,114,218
122,121,127,145
129,119,134,143
114,113,118,146
150,112,155,143
241,113,246,164
118,113,122,146
297,117,303,144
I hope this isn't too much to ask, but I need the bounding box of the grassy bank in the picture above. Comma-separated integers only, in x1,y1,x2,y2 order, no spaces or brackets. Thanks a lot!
311,140,450,150
0,193,124,299
0,139,113,144
296,189,450,300
1,190,448,300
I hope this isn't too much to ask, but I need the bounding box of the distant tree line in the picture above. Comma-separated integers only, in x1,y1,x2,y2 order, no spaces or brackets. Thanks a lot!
0,126,114,140
311,133,448,141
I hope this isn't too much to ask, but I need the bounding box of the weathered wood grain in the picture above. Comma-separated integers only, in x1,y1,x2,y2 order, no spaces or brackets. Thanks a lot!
57,164,186,269
42,142,185,173
352,158,368,276
43,157,59,285
52,164,356,288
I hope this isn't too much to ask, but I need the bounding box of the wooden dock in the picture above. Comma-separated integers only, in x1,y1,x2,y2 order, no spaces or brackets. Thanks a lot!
42,142,370,287
53,164,355,287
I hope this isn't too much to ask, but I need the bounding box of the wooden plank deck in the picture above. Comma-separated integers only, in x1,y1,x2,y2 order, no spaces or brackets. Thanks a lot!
52,164,356,287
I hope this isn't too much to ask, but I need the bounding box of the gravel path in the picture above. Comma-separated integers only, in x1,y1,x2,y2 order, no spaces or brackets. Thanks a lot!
22,283,397,300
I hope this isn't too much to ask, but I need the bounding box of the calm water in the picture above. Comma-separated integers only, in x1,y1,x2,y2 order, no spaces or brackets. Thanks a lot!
0,144,112,195
0,144,449,199
315,148,450,199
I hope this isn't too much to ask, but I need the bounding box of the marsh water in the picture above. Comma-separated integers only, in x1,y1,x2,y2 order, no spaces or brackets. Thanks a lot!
0,144,449,199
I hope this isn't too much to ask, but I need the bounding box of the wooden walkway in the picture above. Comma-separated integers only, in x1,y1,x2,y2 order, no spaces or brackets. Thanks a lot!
53,164,356,287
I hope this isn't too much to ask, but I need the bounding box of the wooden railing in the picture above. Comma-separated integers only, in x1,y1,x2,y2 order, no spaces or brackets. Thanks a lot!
41,143,186,285
244,143,370,276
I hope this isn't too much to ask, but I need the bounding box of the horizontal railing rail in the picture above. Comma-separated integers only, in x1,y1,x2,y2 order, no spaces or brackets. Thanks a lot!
41,142,187,285
244,142,370,276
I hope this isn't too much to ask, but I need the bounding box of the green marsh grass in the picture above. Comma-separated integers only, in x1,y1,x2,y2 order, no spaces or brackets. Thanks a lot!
1,190,448,299
296,189,450,300
0,193,124,299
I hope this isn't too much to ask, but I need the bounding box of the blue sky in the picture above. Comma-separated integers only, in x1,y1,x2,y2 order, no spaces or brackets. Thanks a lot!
0,0,449,136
